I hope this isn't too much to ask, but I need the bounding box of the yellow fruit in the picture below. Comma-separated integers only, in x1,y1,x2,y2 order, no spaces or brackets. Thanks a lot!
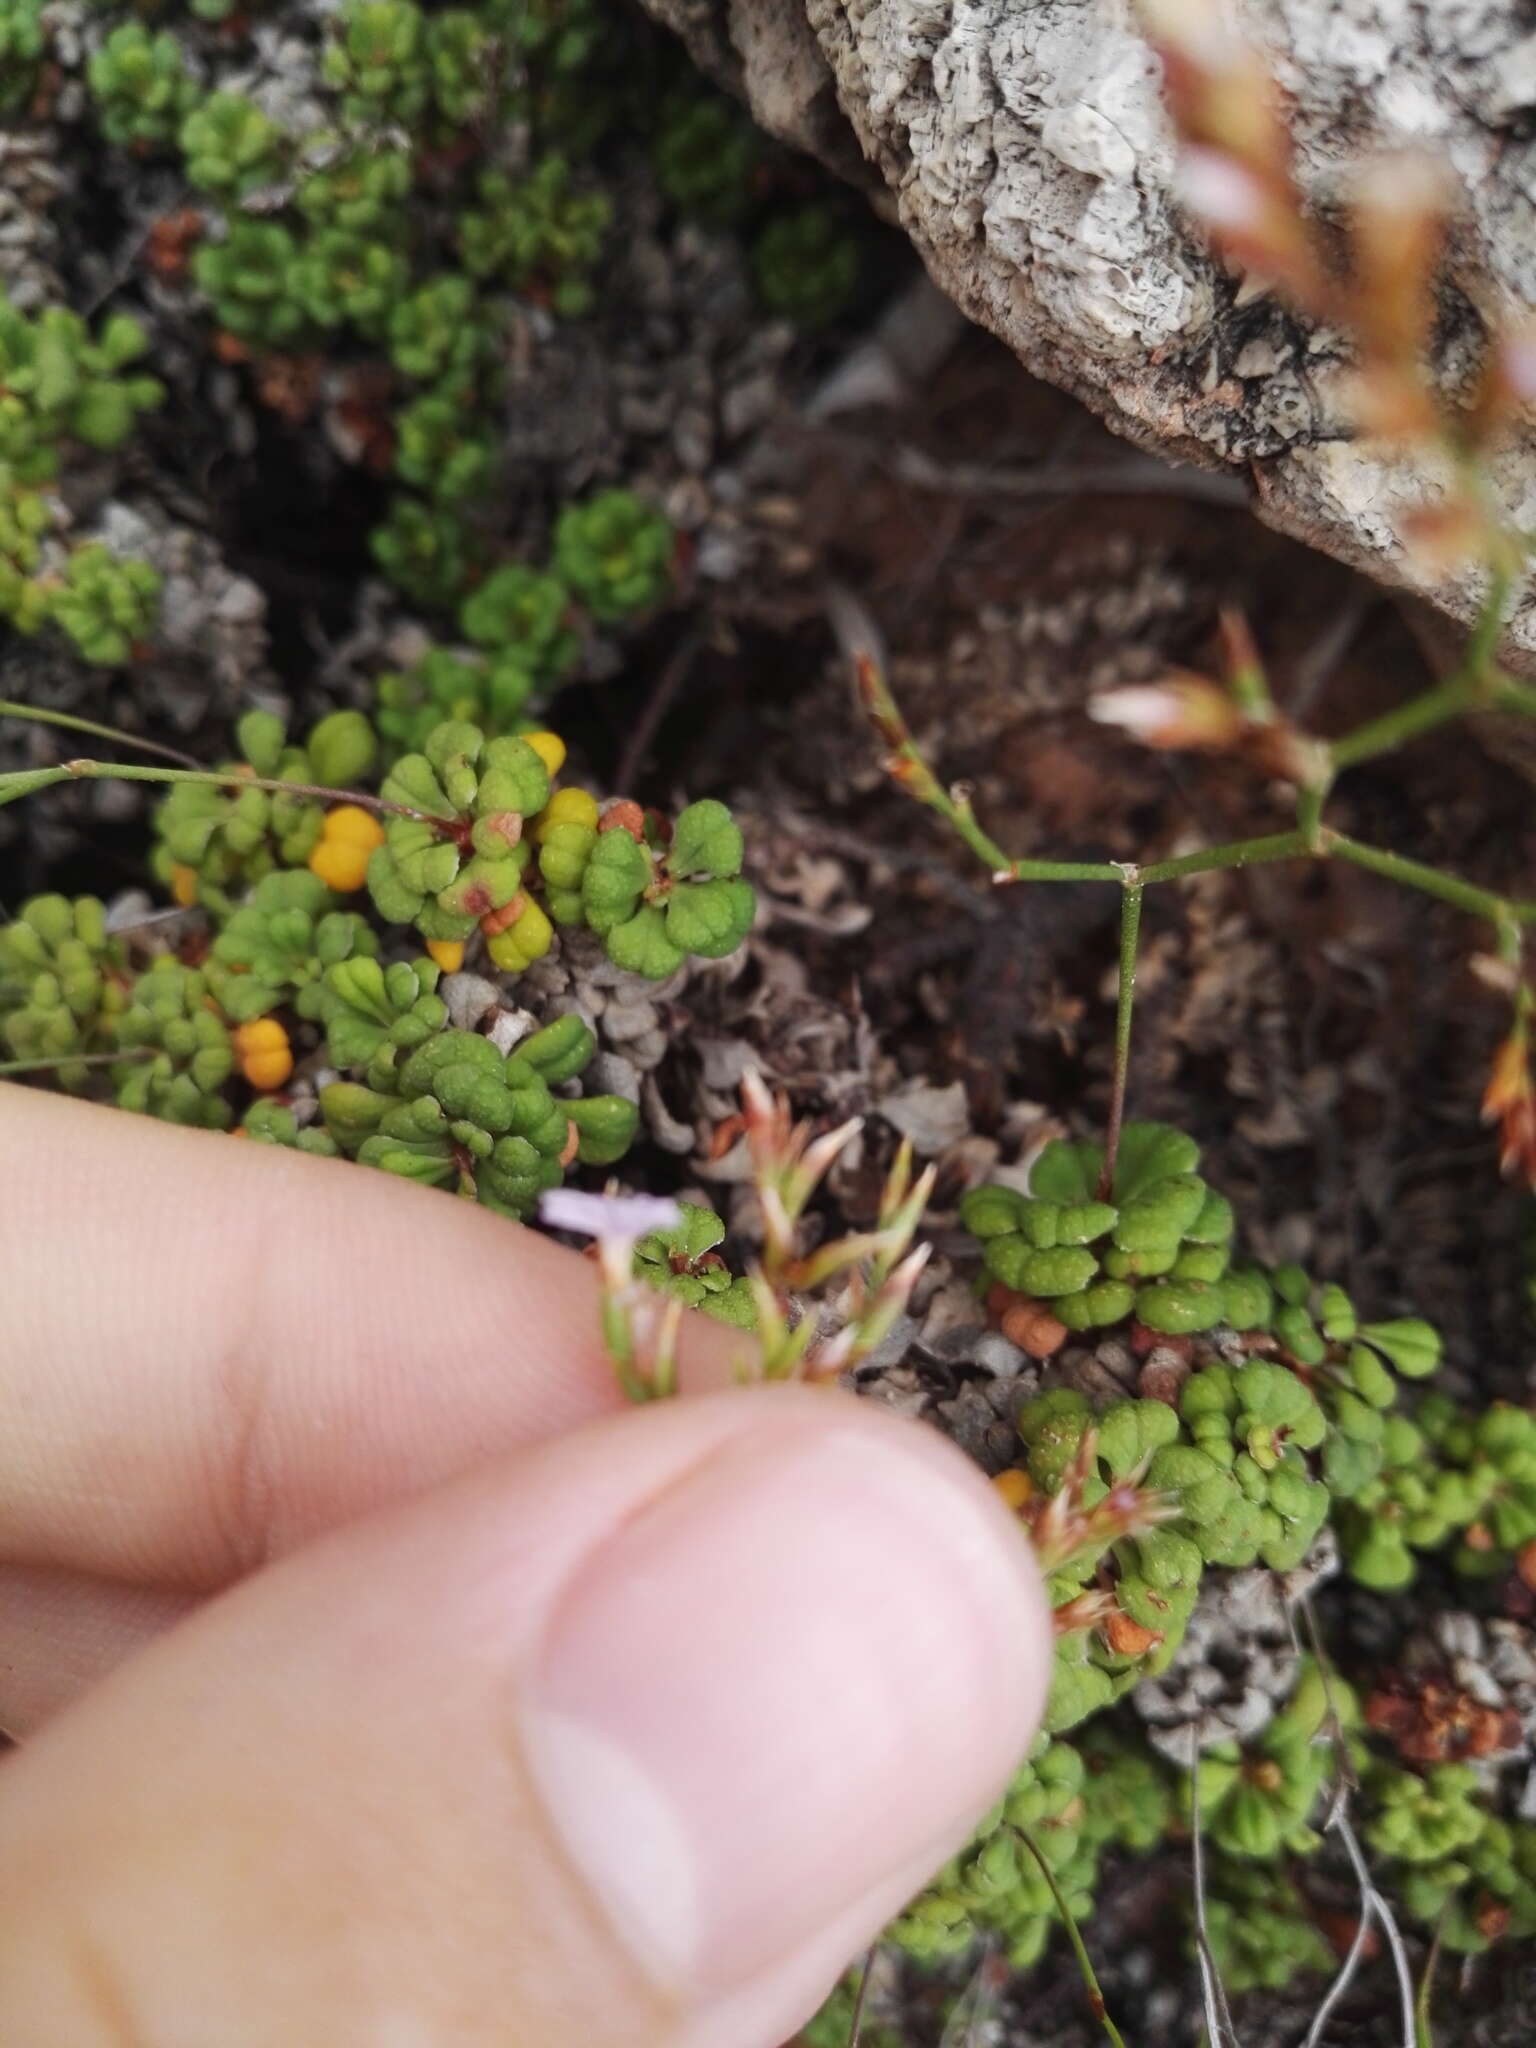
522,730,566,777
991,1468,1033,1513
308,804,386,892
484,894,553,972
534,786,599,840
234,1016,293,1091
425,938,465,974
169,862,199,908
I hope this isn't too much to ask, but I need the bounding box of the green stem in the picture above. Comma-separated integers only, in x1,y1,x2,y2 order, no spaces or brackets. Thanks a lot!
1099,881,1143,1201
0,756,449,830
1137,831,1310,883
1414,1905,1447,2048
1329,565,1512,771
1325,831,1536,925
0,1048,150,1079
1495,675,1536,721
0,696,201,768
1013,1826,1128,2048
1328,678,1475,771
1295,782,1326,852
849,643,1124,881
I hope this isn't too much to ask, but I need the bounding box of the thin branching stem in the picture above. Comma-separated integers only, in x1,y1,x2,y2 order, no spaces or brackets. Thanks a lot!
1099,879,1143,1198
1327,566,1519,771
1324,831,1536,924
845,1945,875,2048
1012,1825,1129,2048
1413,1906,1446,2048
1334,1807,1417,2048
845,650,1536,945
1188,1747,1243,2048
0,696,202,768
0,751,454,832
0,1048,152,1078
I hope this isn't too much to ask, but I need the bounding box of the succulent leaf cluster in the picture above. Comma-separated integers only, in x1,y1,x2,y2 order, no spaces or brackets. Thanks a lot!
0,304,165,659
6,709,751,1230
112,958,235,1129
631,1201,757,1328
962,1124,1517,1601
1195,1661,1345,1861
0,0,48,113
320,1021,635,1217
87,23,198,151
365,720,755,976
0,895,127,1089
150,708,377,915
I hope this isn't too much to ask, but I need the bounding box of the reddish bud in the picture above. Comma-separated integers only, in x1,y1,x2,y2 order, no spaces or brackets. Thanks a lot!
600,799,646,840
477,892,525,936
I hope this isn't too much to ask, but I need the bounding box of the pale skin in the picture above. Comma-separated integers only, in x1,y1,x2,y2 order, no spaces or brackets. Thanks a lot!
0,1084,1052,2047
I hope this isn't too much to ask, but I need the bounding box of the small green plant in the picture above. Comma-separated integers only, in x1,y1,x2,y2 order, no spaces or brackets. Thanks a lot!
961,1121,1237,1335
370,495,482,607
207,870,378,1024
387,276,489,384
87,23,198,152
317,954,448,1089
0,895,127,1089
293,227,410,337
631,1200,757,1327
0,304,162,484
424,6,498,127
651,92,758,225
191,221,310,349
394,384,498,504
364,721,552,947
374,646,538,759
149,707,376,914
458,155,610,314
571,795,755,978
322,0,429,128
1200,1865,1333,1992
0,0,48,114
47,543,161,666
112,959,235,1129
1195,1662,1344,1861
294,149,413,235
752,205,860,328
552,489,673,623
179,93,287,198
321,1023,636,1216
459,565,576,673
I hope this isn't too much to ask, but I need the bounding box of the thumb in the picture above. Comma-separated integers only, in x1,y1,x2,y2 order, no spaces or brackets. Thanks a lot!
0,1388,1051,2048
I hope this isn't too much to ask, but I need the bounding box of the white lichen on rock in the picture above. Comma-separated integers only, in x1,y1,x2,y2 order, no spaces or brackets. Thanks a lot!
646,0,1536,662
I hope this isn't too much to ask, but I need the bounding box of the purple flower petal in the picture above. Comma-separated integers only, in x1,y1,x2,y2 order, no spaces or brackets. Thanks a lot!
538,1189,682,1240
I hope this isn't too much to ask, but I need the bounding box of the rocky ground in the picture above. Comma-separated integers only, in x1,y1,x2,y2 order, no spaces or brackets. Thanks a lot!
7,4,1536,2039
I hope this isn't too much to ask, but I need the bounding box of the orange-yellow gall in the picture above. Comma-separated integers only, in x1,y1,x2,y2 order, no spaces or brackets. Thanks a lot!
1102,1611,1163,1658
992,1469,1033,1513
169,862,199,908
234,1016,293,1091
308,805,386,892
425,938,464,974
522,731,566,777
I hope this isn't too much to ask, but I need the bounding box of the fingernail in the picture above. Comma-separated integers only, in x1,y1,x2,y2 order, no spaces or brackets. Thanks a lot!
523,1418,1048,2000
